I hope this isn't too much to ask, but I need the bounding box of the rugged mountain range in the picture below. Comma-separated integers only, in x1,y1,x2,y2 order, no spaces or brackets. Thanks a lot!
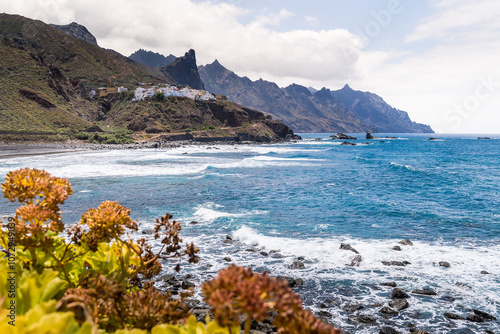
0,14,293,142
331,85,433,133
198,60,367,132
198,60,433,133
129,49,176,68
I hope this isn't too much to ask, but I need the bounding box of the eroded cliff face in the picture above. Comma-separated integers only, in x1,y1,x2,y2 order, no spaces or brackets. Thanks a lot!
50,22,99,46
160,49,205,90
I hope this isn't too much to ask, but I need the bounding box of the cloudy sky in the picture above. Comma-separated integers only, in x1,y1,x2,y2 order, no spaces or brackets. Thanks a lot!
4,0,500,133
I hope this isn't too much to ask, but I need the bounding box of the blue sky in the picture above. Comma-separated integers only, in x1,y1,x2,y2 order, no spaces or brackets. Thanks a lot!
4,0,500,133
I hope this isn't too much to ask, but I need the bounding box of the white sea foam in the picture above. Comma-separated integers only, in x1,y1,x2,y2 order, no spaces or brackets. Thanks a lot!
390,162,426,173
192,203,267,223
230,226,500,306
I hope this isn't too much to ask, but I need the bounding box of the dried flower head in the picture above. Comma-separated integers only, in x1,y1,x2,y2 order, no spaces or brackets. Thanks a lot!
202,264,341,334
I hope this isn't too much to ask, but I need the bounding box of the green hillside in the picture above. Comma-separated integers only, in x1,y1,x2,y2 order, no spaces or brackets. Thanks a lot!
0,14,294,142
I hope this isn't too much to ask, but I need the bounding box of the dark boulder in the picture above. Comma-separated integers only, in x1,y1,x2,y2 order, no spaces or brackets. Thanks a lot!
444,313,464,320
347,314,377,325
341,141,357,146
380,306,398,315
439,261,450,268
340,243,359,254
389,298,409,311
382,261,411,266
412,288,437,296
366,131,374,139
392,246,402,251
333,133,357,140
223,257,231,262
455,282,472,290
391,288,409,299
473,309,497,321
289,261,305,269
380,326,400,334
381,282,397,287
349,255,363,267
480,270,490,274
399,239,413,246
466,314,484,323
343,304,364,313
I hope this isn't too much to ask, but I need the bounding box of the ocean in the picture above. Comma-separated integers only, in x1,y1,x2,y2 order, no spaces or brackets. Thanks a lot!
1,133,499,333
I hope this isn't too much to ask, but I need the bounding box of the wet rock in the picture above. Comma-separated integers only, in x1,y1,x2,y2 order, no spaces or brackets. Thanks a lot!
380,326,400,334
412,288,437,296
347,314,377,325
158,274,176,283
381,282,397,287
223,239,233,244
366,131,374,139
382,261,411,266
410,330,429,334
349,255,363,267
341,141,357,146
225,235,232,240
260,252,268,256
289,261,305,269
192,308,210,321
343,304,364,313
480,270,490,274
399,239,413,246
142,229,154,235
223,257,231,262
389,298,409,311
189,221,198,225
297,256,305,260
428,137,439,141
276,276,297,288
332,133,357,140
294,278,303,286
318,310,332,317
181,280,195,289
340,243,359,254
455,282,472,290
391,288,409,299
444,313,464,320
466,314,484,323
392,246,402,251
245,248,256,252
439,261,450,268
473,309,497,321
380,306,398,315
271,253,284,258
441,296,456,302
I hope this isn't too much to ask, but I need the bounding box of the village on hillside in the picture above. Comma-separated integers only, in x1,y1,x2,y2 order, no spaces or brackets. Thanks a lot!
90,83,222,102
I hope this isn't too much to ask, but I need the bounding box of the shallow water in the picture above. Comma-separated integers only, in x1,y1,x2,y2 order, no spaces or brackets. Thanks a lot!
1,133,499,333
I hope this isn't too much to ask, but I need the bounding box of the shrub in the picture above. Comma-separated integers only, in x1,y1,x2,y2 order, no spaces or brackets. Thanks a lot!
0,168,342,334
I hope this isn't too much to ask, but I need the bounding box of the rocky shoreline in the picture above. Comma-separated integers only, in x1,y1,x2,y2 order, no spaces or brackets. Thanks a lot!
148,232,498,334
0,137,297,159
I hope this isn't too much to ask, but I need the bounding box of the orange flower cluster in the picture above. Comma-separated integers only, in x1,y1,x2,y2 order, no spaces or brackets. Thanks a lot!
1,167,72,245
80,201,138,251
202,264,341,334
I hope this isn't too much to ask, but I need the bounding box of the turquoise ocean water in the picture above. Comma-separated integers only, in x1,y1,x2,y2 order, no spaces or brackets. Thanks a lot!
1,133,499,333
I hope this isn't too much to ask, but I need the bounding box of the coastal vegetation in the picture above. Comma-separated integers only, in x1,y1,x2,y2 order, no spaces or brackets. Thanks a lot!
0,168,341,333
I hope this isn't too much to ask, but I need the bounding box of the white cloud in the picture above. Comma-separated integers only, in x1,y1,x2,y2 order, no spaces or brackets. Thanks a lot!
2,0,363,83
406,0,500,43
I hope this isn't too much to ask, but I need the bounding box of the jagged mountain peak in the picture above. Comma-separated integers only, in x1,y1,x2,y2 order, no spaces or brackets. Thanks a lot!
159,49,204,89
50,21,98,46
